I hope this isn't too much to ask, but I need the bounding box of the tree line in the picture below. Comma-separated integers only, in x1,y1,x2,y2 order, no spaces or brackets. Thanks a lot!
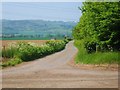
73,2,120,53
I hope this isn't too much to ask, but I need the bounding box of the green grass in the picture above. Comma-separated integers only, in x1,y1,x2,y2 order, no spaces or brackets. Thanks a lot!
74,40,120,64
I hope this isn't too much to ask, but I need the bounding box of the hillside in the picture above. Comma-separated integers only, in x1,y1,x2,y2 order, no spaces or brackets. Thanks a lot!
1,20,76,40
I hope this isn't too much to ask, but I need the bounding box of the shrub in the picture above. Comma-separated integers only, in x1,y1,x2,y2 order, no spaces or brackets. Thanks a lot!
64,39,69,44
2,57,22,67
46,40,66,52
2,46,18,58
2,40,67,66
17,43,37,61
10,40,66,61
84,41,97,53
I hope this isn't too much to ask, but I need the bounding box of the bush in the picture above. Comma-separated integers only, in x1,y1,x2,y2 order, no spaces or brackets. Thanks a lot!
2,57,22,67
17,40,66,61
84,41,97,53
64,39,69,44
2,40,67,66
2,46,18,58
46,40,66,52
17,43,38,61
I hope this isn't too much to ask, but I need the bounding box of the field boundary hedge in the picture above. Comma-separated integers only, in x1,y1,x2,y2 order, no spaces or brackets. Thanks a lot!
1,39,70,67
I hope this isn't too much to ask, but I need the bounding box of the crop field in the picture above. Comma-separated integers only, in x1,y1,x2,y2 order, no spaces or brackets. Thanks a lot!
1,40,47,47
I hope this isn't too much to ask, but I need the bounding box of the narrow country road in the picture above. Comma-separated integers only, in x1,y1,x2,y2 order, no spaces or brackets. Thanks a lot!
2,41,118,88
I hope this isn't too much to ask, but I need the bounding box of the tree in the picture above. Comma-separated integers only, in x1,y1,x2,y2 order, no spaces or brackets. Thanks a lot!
73,2,120,53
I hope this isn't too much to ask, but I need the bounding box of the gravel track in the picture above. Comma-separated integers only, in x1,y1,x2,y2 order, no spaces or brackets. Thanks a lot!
1,41,118,88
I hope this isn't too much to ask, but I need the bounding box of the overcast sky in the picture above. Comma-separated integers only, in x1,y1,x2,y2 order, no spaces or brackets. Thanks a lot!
2,2,82,22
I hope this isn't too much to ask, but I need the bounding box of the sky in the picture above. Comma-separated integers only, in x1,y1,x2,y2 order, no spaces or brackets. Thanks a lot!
1,0,85,2
2,2,82,22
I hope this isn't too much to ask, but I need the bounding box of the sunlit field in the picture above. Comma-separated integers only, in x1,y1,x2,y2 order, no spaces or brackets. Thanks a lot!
2,40,47,47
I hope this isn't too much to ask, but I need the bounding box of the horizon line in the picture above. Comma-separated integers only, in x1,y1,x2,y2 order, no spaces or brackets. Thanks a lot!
1,19,78,22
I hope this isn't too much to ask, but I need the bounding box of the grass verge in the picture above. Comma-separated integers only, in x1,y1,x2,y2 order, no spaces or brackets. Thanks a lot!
74,40,120,64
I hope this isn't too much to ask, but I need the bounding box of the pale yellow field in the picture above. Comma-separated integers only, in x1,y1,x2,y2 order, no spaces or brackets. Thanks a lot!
1,40,48,47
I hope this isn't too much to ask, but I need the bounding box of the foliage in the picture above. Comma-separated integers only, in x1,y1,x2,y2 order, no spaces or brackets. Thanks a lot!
64,39,69,44
2,46,18,58
2,40,67,66
63,37,73,44
17,40,66,61
73,2,120,52
74,40,120,64
46,40,66,52
2,57,22,67
2,20,76,40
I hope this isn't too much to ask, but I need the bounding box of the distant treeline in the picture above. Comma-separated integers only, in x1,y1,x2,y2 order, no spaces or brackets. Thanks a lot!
2,33,71,40
1,19,76,40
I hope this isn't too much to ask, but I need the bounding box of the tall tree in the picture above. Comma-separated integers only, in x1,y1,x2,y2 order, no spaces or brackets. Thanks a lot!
73,2,120,52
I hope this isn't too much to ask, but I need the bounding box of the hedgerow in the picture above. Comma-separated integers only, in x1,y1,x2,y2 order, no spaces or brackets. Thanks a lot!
1,40,68,67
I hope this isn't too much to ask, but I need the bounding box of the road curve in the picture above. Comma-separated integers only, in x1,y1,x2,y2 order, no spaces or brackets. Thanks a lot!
2,41,118,88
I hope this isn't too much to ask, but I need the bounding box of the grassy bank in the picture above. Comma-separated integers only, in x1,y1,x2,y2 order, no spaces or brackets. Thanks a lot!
74,40,120,64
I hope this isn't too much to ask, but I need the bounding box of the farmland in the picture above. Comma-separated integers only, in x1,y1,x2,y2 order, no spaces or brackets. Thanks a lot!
2,40,47,47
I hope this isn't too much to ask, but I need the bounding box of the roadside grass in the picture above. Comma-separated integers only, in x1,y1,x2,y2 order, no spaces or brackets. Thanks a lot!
74,40,120,64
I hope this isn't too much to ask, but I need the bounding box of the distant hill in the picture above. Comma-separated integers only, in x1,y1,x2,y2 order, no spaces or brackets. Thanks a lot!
1,20,76,40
